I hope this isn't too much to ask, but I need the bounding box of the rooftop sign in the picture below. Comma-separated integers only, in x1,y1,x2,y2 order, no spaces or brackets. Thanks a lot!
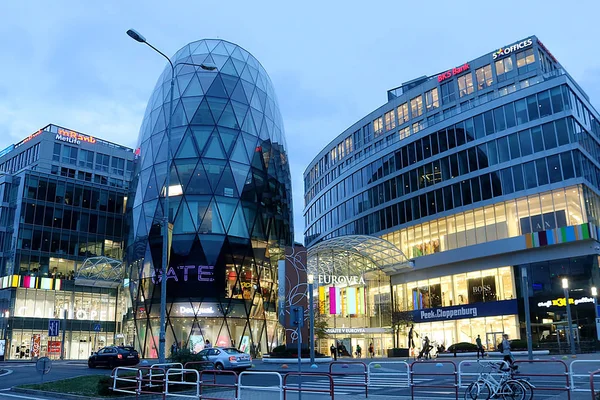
14,129,43,148
493,38,533,60
437,63,470,83
56,128,96,144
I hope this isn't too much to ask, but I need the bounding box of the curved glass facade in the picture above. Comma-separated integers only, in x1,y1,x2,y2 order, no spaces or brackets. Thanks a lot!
125,39,293,358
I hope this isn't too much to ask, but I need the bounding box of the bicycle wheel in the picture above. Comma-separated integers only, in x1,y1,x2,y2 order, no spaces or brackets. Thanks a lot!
515,379,534,400
464,382,482,399
500,380,526,400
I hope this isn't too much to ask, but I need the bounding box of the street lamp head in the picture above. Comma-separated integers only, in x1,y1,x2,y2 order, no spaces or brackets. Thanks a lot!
307,274,314,284
562,278,569,289
593,286,598,297
126,29,146,43
200,62,217,71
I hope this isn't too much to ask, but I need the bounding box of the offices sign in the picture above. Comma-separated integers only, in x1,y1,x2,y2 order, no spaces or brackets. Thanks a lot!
437,63,470,83
493,38,533,60
412,299,518,323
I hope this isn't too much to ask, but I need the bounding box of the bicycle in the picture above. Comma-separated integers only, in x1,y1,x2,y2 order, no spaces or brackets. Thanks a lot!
464,360,527,400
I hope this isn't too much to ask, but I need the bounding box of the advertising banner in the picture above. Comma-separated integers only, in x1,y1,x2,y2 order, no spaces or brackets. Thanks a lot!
31,334,41,358
412,299,518,323
48,341,61,354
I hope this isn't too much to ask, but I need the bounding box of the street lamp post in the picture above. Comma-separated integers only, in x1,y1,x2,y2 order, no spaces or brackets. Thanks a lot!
127,29,216,363
307,274,315,365
562,278,576,355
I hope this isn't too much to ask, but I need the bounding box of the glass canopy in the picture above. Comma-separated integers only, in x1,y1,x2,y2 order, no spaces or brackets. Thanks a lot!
75,256,124,288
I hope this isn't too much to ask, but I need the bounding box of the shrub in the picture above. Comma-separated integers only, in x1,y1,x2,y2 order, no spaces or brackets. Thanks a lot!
509,339,530,350
448,342,478,352
268,346,326,358
169,348,209,365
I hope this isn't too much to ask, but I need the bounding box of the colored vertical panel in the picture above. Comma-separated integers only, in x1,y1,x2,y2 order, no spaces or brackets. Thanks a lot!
54,279,62,291
1,276,7,289
582,223,590,239
547,229,556,245
539,231,548,246
347,287,357,315
11,275,19,287
525,234,533,249
566,226,576,242
329,286,336,315
335,287,341,314
319,286,325,314
357,287,364,314
40,278,51,290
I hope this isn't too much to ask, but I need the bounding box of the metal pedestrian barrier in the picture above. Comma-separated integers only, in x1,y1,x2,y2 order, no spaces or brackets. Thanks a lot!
329,361,368,397
513,359,570,400
570,360,600,392
590,369,600,399
457,359,509,388
367,361,410,388
238,371,283,400
283,372,334,400
112,366,167,399
151,362,184,386
410,360,458,400
199,369,238,400
165,368,200,399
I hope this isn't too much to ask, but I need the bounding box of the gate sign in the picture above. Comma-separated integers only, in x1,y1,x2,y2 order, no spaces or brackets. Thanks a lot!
48,320,60,337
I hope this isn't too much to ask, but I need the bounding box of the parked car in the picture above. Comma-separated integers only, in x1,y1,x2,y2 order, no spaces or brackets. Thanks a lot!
88,345,139,369
197,347,251,370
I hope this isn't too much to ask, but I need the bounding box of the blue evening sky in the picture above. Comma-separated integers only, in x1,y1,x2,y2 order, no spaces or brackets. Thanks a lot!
0,1,599,244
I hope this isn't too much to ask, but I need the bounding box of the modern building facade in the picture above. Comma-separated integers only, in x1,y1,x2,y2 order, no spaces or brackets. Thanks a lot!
0,124,134,359
124,39,293,358
304,36,600,355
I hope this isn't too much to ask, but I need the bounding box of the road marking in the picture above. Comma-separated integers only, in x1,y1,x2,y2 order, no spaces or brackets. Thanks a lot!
0,393,46,400
0,370,12,377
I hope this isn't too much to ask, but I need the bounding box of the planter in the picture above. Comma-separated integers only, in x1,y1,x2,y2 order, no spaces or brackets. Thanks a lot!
387,348,409,357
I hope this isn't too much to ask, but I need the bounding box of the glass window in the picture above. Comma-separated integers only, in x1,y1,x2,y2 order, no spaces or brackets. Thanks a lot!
53,143,61,162
487,141,498,165
494,107,506,132
515,99,528,124
95,153,110,172
410,95,423,117
507,133,520,160
384,110,396,131
473,114,485,139
501,168,514,194
504,103,516,128
373,117,383,135
542,122,557,150
512,164,525,191
518,130,533,156
538,90,552,117
458,73,474,97
561,153,575,179
531,126,544,152
550,86,564,113
110,157,125,175
61,145,78,165
397,103,409,124
495,57,514,80
536,158,549,186
555,119,570,146
425,88,439,111
526,95,539,121
440,81,456,104
78,149,94,169
497,136,510,163
476,65,493,90
523,161,537,189
516,49,535,72
547,154,562,183
484,111,495,135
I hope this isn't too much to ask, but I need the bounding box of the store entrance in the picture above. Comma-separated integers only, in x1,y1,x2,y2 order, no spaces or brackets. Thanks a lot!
486,331,504,351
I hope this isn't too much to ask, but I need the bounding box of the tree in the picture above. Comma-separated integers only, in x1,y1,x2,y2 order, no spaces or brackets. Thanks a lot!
391,310,414,348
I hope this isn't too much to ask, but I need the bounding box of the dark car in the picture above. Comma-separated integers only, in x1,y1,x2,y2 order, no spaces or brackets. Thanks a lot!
88,346,139,369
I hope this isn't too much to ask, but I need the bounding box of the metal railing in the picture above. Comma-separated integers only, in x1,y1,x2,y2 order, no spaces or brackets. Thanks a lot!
329,361,368,397
410,360,458,400
570,360,600,392
513,359,570,400
199,369,238,400
238,371,283,400
367,361,410,387
165,368,200,399
283,372,334,400
457,359,509,388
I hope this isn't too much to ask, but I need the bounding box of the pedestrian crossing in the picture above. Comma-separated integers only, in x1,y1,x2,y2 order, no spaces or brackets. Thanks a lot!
285,375,433,395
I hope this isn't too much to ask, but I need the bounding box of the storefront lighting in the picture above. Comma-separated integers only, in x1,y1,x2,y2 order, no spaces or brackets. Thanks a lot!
562,278,569,289
593,287,598,297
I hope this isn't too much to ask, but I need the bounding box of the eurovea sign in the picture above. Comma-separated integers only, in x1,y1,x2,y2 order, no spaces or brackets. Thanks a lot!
318,275,366,285
437,63,470,82
493,38,533,60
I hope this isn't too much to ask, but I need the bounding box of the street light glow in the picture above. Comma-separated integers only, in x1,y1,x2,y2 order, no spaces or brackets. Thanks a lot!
593,286,598,297
562,278,569,289
307,274,314,284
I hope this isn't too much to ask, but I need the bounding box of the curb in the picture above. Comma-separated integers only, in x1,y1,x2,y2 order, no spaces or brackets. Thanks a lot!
11,387,161,400
262,357,334,364
0,369,12,377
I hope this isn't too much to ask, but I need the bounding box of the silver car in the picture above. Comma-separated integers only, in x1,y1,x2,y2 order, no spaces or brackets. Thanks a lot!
198,347,252,370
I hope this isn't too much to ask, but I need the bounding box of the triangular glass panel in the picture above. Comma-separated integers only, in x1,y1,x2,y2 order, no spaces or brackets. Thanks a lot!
218,127,238,155
173,201,196,233
191,126,213,153
169,126,186,155
215,165,239,198
241,112,257,136
199,199,225,234
250,208,265,239
230,137,250,164
194,41,211,55
211,54,229,70
174,159,198,191
240,65,254,83
247,65,259,83
175,133,198,159
250,89,262,111
220,58,239,77
153,135,168,164
215,197,238,231
230,82,248,105
205,39,220,52
207,97,228,123
206,75,228,98
241,203,257,236
171,100,188,128
223,41,236,55
190,98,215,125
217,102,239,129
144,169,159,200
256,89,267,110
230,161,251,193
182,74,203,97
203,133,226,159
231,57,246,75
221,74,239,96
211,41,229,56
231,47,246,61
197,72,218,93
256,73,267,92
152,108,166,134
177,73,195,96
199,234,225,266
171,233,195,258
231,101,249,126
202,159,226,190
259,123,270,140
241,78,255,101
182,97,202,120
242,133,259,161
251,109,264,133
228,204,249,238
186,162,212,195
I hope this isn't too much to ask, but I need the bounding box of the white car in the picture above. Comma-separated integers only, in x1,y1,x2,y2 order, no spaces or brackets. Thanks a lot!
197,347,252,370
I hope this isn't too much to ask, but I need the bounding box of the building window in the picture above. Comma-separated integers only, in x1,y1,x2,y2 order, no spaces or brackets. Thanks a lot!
53,143,61,162
440,81,456,105
78,149,94,169
373,117,383,136
60,167,76,178
384,110,396,131
363,123,372,144
516,49,535,73
397,103,409,124
476,65,493,89
410,95,423,117
111,157,125,175
61,145,78,165
425,88,439,111
345,136,353,154
457,73,474,97
399,126,410,140
495,57,514,82
95,153,110,172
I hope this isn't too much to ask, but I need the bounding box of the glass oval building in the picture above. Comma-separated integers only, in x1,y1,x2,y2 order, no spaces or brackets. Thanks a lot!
125,39,293,358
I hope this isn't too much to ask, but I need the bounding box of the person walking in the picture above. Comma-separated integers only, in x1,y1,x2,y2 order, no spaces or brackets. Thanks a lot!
501,334,513,369
476,335,484,359
368,343,375,358
356,344,362,358
408,325,416,348
330,343,337,361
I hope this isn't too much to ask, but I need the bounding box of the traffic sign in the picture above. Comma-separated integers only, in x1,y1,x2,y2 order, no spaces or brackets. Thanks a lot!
48,320,60,337
93,323,101,332
36,357,52,382
291,306,304,328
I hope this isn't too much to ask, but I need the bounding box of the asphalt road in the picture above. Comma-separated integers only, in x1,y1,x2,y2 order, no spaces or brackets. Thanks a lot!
0,355,598,399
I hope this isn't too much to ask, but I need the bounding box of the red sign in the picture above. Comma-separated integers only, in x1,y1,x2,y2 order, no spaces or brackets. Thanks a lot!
48,341,61,354
437,63,470,83
15,129,43,148
31,334,41,358
57,128,96,144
